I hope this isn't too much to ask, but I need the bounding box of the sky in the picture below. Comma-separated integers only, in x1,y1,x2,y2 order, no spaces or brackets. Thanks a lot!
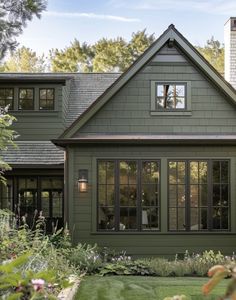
16,0,236,56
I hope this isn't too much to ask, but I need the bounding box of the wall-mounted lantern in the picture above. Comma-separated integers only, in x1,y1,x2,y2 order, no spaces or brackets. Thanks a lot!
78,169,88,193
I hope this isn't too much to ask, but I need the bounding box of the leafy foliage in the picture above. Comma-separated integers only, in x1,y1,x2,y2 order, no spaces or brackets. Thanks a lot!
50,29,155,72
196,36,224,74
0,0,47,59
0,107,17,184
3,46,47,72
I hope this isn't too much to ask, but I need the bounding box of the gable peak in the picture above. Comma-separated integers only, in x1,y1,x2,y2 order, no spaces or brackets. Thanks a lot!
168,24,175,29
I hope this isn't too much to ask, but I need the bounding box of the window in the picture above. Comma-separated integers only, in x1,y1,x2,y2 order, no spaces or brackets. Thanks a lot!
19,88,34,110
98,160,160,231
168,160,229,231
156,84,186,109
0,176,64,232
39,88,55,110
0,88,14,109
150,81,191,115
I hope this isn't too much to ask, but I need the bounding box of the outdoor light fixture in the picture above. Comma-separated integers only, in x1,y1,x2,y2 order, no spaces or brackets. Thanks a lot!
78,169,88,193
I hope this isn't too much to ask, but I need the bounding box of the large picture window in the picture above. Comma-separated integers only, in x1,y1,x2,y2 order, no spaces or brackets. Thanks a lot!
168,160,229,231
98,160,160,231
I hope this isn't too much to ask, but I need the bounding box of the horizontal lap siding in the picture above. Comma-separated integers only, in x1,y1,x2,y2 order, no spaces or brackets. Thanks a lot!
69,145,236,257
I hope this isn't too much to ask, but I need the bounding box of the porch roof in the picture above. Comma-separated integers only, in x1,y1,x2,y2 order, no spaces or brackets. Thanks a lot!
1,141,64,166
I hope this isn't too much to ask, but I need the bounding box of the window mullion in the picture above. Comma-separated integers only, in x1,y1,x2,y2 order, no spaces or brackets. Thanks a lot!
186,161,190,231
137,160,142,231
208,160,213,231
115,160,120,232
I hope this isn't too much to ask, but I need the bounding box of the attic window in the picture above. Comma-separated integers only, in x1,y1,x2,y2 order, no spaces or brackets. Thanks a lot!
150,81,192,116
156,84,186,109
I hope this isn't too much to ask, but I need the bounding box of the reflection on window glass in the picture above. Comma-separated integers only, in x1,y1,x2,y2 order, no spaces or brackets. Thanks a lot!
97,160,160,231
0,88,14,109
39,88,54,110
168,160,229,231
19,88,34,110
156,84,185,109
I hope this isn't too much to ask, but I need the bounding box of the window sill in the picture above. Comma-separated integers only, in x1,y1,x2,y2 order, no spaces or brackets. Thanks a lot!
91,231,233,235
150,110,192,116
11,110,59,116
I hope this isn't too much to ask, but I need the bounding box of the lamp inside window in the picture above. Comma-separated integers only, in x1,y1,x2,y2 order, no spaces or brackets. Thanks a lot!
78,170,88,193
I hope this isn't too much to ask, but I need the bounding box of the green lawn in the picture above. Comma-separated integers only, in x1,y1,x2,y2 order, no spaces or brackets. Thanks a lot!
75,276,228,300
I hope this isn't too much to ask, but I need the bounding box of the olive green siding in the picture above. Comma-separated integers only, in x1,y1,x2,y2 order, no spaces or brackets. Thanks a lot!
8,83,65,140
68,145,236,257
76,44,236,136
62,80,71,128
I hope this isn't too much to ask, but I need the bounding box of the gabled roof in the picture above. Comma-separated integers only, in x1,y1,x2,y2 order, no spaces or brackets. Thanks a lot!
58,24,236,140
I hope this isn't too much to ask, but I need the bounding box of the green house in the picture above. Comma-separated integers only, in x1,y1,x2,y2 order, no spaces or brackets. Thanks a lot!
1,20,236,257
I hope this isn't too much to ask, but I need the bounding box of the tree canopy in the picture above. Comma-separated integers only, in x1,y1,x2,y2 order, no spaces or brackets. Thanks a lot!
50,29,155,73
0,0,47,59
196,37,224,74
0,107,16,184
3,46,47,72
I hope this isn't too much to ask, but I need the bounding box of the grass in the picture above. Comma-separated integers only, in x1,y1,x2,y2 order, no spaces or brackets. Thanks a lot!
75,276,228,300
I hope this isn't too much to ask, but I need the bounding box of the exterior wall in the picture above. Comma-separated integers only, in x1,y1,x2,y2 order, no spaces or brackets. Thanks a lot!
68,144,236,257
76,44,236,136
62,80,71,128
8,83,65,140
224,18,236,89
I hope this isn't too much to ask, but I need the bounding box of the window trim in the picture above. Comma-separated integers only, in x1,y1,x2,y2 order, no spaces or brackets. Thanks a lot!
97,159,161,232
167,159,230,232
150,81,192,115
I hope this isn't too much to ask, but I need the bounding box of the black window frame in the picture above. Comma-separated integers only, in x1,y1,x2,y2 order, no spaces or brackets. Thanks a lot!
39,88,55,110
18,88,34,110
155,83,187,110
97,159,161,232
0,88,14,110
168,159,230,232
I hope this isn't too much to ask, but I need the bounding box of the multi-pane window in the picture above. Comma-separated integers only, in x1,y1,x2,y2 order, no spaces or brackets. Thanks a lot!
98,160,160,231
0,176,64,231
0,88,14,109
168,160,229,231
19,88,34,110
156,84,186,109
39,88,54,110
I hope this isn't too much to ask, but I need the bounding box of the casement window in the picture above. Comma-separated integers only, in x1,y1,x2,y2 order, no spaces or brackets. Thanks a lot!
39,88,55,110
150,81,191,115
19,88,34,110
168,160,230,231
0,88,14,110
97,160,160,231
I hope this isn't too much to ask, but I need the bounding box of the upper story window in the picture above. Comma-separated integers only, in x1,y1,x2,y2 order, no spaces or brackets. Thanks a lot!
156,84,186,109
19,88,34,110
0,88,14,110
39,88,54,110
151,81,192,115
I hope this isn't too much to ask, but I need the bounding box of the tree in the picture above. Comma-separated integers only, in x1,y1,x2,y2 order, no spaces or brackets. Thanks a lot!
50,40,94,72
0,0,47,59
128,29,155,62
49,30,155,73
0,107,16,184
93,37,130,72
196,37,224,74
4,46,47,72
